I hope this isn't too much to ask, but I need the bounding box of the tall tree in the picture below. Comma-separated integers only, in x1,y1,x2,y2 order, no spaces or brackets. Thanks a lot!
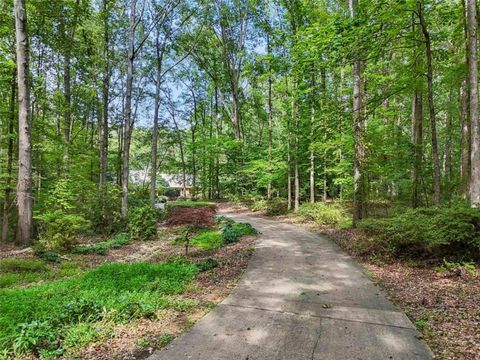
467,0,480,207
350,0,365,226
418,0,441,206
14,0,32,244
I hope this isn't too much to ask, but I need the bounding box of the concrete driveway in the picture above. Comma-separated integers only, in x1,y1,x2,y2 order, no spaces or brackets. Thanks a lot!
149,213,432,360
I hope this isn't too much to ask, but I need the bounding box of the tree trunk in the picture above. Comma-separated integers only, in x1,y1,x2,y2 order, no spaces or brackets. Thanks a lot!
467,0,480,207
460,80,470,196
412,86,423,208
99,0,110,196
309,70,316,204
150,31,164,206
294,96,300,212
2,75,15,242
267,33,273,200
350,0,365,227
121,0,136,218
418,1,441,206
14,0,33,244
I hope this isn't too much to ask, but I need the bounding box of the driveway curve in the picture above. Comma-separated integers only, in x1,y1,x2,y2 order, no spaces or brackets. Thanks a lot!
149,213,432,360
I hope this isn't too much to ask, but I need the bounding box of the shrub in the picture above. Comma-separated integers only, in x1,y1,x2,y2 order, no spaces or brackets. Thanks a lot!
358,207,480,260
265,199,288,216
251,199,267,212
189,231,224,250
166,207,216,228
196,258,219,272
128,205,159,240
297,202,349,226
221,222,257,244
35,211,90,251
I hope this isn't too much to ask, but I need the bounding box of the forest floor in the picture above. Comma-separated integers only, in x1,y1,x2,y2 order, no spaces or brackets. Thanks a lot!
218,203,480,360
0,224,255,359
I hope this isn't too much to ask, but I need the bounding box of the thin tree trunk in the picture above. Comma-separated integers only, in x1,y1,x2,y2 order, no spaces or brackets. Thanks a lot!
460,80,470,196
418,1,441,206
467,0,480,206
14,0,33,244
412,13,424,208
412,87,423,208
2,75,15,242
150,32,164,205
350,0,365,226
294,96,300,212
121,0,136,217
267,33,273,200
99,0,110,195
309,70,316,203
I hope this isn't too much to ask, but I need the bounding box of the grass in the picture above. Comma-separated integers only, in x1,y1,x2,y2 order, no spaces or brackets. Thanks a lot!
0,261,199,356
190,231,224,250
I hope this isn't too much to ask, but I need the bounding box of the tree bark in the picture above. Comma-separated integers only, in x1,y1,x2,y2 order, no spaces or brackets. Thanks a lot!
418,1,441,206
14,0,33,244
467,0,480,207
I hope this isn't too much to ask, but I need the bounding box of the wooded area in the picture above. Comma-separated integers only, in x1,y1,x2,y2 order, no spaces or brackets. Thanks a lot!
2,1,480,358
1,0,480,246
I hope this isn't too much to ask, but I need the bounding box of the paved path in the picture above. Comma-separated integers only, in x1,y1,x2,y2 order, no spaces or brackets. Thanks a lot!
149,214,432,360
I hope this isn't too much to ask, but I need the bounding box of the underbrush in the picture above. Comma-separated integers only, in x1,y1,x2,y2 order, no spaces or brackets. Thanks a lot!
189,231,224,250
171,217,257,252
297,202,349,226
357,207,480,261
0,261,198,357
250,198,288,216
0,259,83,289
72,233,131,255
167,201,216,209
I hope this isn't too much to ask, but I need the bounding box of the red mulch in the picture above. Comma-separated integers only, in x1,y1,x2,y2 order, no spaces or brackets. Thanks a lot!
166,207,216,228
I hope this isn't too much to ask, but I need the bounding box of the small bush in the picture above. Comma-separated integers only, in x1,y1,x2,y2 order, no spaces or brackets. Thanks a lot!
128,206,159,240
221,222,257,244
190,231,224,250
196,258,219,272
35,211,90,251
358,207,480,260
35,250,62,263
297,202,349,226
250,198,288,216
265,199,288,216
